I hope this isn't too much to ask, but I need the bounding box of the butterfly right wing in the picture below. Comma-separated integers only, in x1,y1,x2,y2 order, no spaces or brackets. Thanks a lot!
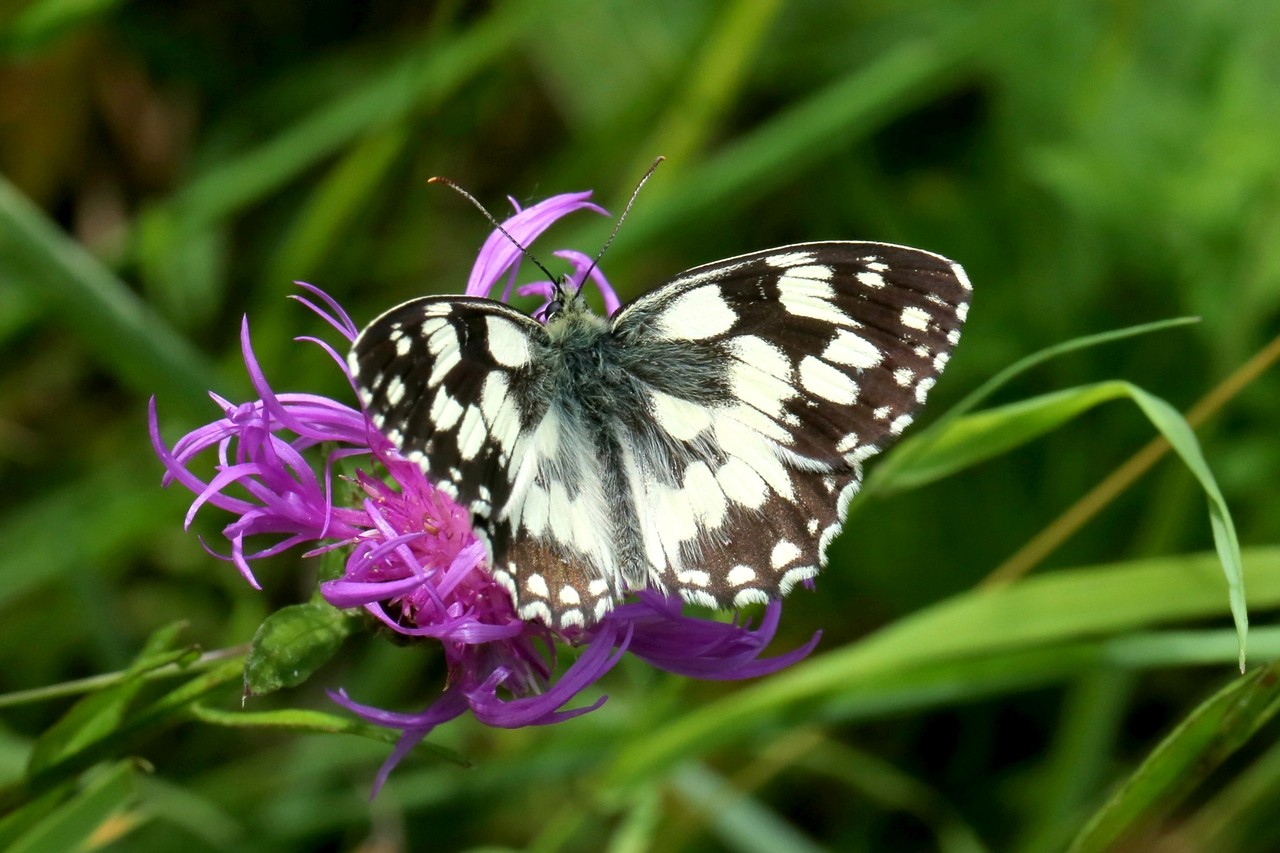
606,242,970,611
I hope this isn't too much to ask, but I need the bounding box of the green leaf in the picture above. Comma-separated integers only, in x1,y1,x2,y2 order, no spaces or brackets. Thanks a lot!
0,460,184,610
26,624,192,775
865,379,1247,666
870,381,1134,493
5,761,136,853
605,548,1280,789
605,31,979,255
670,762,825,853
189,704,468,766
867,317,1200,493
1069,664,1280,852
243,602,353,696
0,176,222,412
944,317,1199,421
0,0,126,56
145,0,549,232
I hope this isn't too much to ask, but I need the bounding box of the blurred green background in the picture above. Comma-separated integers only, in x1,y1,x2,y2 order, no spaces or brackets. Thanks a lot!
2,1,1280,850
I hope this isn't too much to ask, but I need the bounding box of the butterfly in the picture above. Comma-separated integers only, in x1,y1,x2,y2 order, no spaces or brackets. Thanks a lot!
349,240,970,630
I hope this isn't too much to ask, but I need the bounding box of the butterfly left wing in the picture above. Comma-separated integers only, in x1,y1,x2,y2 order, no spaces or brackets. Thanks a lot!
350,296,630,629
348,296,550,573
607,241,971,609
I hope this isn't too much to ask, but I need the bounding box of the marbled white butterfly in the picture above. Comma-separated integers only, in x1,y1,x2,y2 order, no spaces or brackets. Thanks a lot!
350,197,970,631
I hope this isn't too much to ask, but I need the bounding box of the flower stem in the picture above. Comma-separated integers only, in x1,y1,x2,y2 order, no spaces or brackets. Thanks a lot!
0,645,248,709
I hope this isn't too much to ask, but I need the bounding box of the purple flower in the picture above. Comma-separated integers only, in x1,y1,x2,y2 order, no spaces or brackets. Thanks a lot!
151,191,819,795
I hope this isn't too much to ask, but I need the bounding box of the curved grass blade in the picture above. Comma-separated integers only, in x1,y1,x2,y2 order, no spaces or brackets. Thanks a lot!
1068,664,1280,853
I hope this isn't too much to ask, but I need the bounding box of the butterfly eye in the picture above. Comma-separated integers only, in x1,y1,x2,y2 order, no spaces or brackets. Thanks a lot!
538,299,564,323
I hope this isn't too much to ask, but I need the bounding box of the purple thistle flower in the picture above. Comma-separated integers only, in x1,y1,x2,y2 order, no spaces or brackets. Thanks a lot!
151,190,820,795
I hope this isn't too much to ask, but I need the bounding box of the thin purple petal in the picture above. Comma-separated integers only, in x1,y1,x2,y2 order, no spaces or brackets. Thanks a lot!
465,191,608,298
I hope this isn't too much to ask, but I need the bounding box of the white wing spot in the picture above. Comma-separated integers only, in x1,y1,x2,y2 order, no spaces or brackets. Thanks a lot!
431,391,464,431
733,589,770,607
394,335,412,356
684,461,728,527
800,356,859,404
519,601,552,623
383,375,406,406
771,540,801,569
521,485,549,536
456,405,487,460
850,444,880,463
901,306,931,331
857,270,886,289
952,261,973,291
588,578,609,596
915,376,936,403
957,302,970,321
683,589,719,608
534,406,561,461
837,481,860,519
727,565,756,587
650,389,713,441
653,286,737,340
494,565,516,595
823,329,882,369
780,566,817,592
428,346,461,386
653,481,700,544
558,585,581,606
526,573,549,599
485,315,532,368
778,272,843,323
678,569,711,588
766,251,815,267
715,456,769,510
889,414,914,435
425,322,457,356
894,367,915,387
727,335,793,417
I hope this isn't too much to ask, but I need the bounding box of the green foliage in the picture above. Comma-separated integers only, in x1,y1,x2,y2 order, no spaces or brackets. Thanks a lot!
243,603,353,697
2,0,1279,849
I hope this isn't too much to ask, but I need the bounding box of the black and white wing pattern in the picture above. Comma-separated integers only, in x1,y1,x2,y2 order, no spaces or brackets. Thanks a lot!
349,241,970,630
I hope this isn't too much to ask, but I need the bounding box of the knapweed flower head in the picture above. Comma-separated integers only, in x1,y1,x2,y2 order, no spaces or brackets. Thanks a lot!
150,190,819,794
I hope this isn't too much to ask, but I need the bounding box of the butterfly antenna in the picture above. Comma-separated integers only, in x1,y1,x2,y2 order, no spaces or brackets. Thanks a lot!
582,156,665,285
428,176,560,286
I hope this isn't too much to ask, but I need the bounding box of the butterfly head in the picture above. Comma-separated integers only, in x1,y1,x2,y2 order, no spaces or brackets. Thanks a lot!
539,275,603,336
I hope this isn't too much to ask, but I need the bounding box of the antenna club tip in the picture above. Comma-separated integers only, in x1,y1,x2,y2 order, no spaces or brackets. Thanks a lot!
426,176,445,184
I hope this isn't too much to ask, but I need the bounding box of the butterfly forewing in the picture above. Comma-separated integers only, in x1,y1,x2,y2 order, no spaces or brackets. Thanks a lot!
350,240,971,630
348,297,547,549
